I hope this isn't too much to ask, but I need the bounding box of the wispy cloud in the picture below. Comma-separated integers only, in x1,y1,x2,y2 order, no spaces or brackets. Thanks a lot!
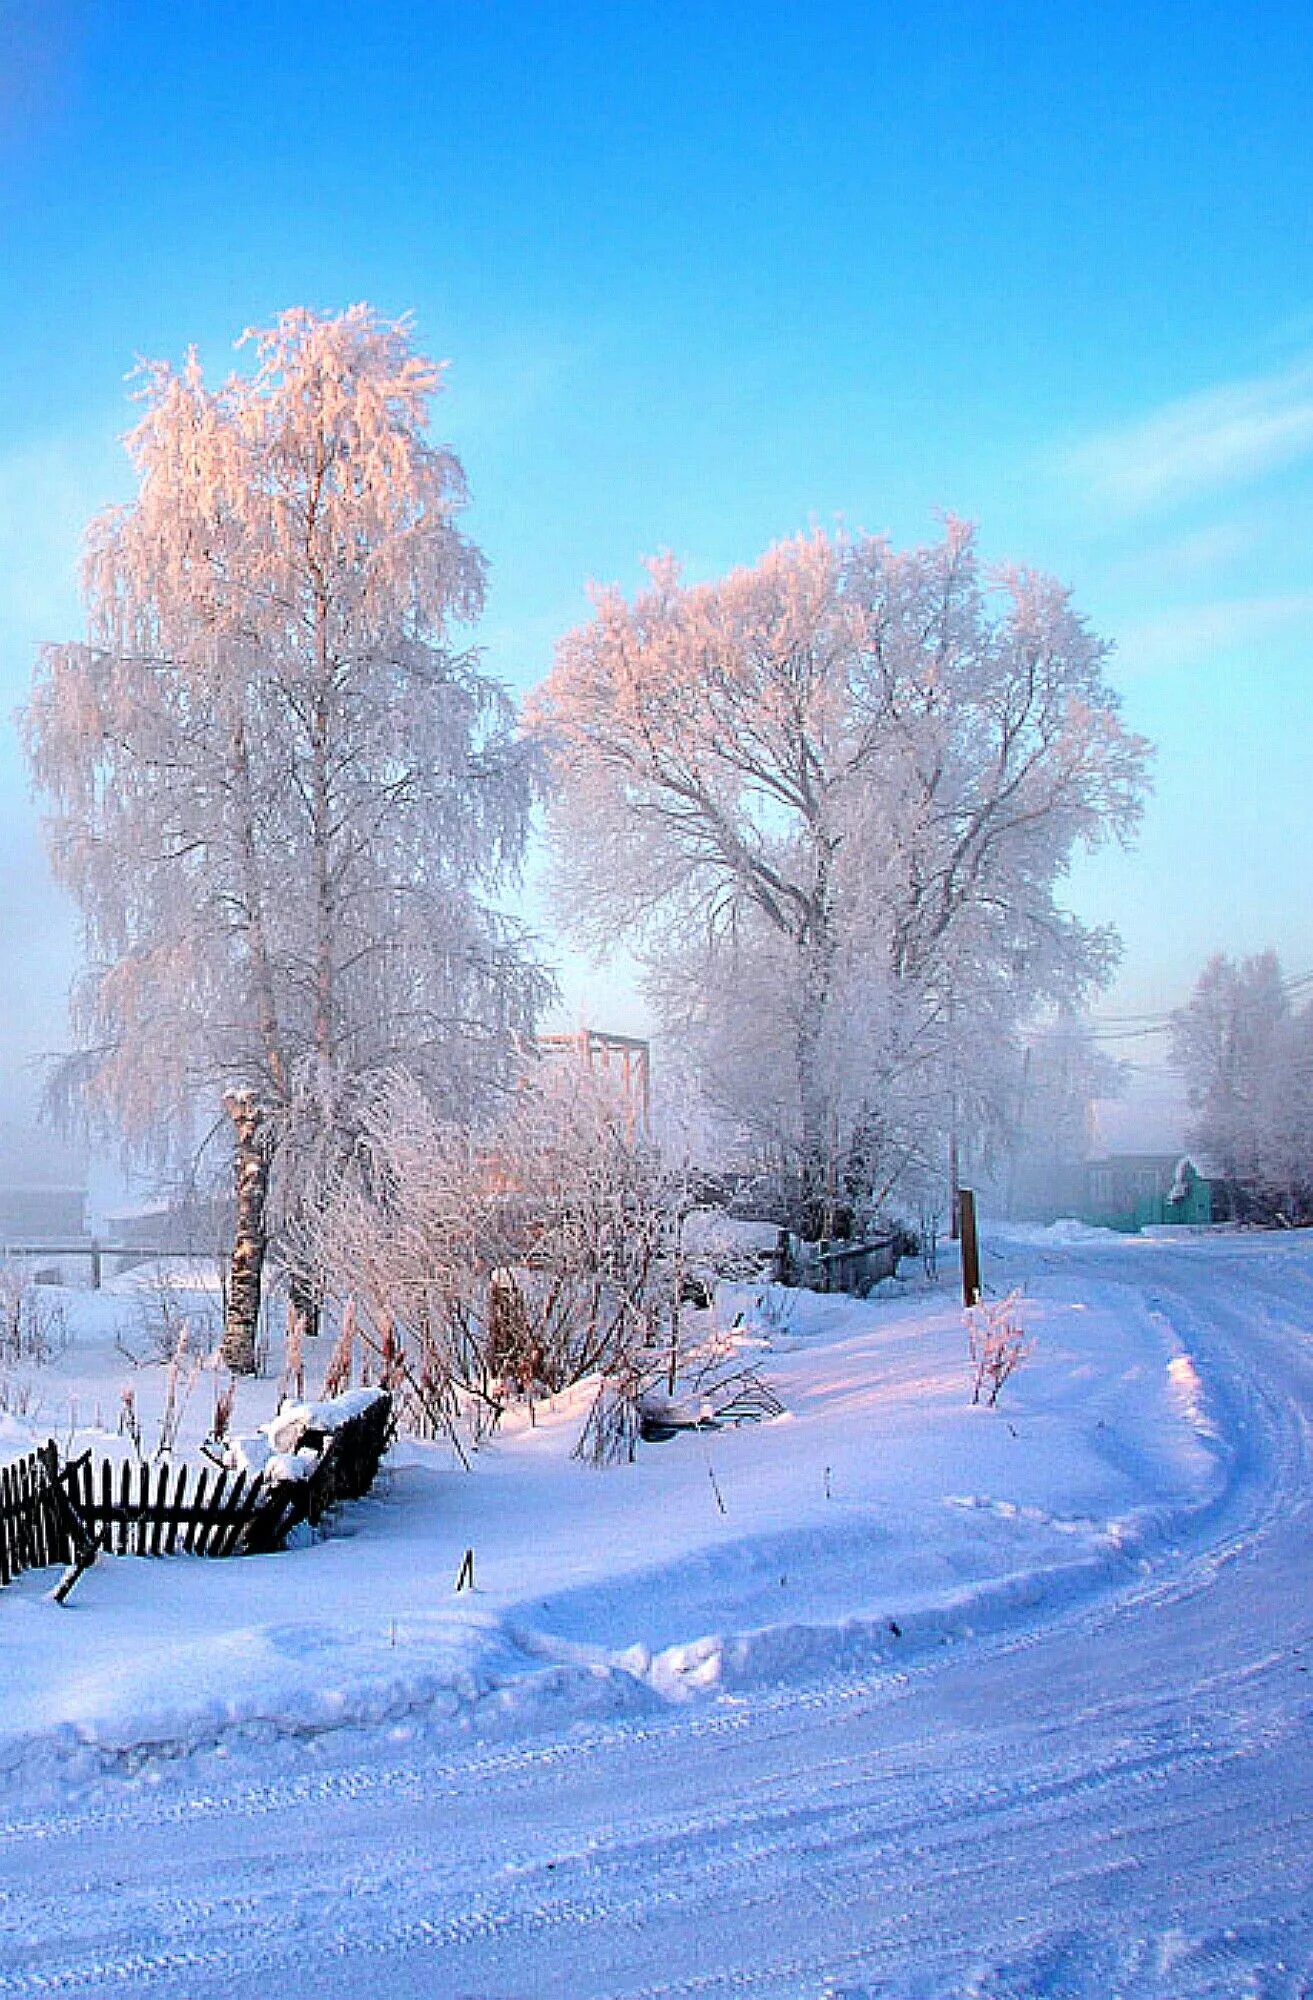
1115,591,1313,677
1100,519,1258,591
1070,357,1313,516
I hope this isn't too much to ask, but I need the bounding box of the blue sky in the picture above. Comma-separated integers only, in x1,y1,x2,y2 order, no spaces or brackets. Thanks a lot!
1,0,1311,1129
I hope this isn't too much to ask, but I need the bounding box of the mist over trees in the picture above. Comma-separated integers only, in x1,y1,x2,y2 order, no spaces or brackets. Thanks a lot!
1171,952,1313,1223
532,524,1150,1234
23,307,548,1368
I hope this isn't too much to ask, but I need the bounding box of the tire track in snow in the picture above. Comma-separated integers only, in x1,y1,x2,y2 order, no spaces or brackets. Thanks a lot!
2,1239,1310,1998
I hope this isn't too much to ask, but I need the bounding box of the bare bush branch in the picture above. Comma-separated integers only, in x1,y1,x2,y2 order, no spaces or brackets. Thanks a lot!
966,1289,1031,1407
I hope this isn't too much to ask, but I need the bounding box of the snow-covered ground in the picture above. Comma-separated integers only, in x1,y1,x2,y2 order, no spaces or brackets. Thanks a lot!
0,1227,1310,1996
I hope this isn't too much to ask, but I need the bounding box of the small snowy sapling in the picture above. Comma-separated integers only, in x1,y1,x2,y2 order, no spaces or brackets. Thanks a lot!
966,1289,1032,1408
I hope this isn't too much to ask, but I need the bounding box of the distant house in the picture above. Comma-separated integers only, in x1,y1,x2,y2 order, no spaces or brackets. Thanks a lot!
1008,1153,1212,1232
536,1028,651,1136
0,1183,88,1247
1083,1154,1212,1231
0,1122,91,1253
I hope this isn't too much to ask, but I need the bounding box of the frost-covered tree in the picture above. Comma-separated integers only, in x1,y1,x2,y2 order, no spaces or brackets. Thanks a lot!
23,306,549,1368
532,524,1150,1233
1010,1014,1125,1172
1171,952,1313,1221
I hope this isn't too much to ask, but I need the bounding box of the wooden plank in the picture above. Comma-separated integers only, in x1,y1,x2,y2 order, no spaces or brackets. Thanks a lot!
184,1468,208,1554
40,1461,59,1569
0,1463,14,1584
99,1457,114,1553
134,1461,150,1556
207,1470,229,1552
169,1470,189,1549
11,1460,26,1575
168,1464,188,1554
117,1460,132,1555
13,1460,30,1575
41,1442,98,1603
143,1463,159,1556
97,1460,110,1551
35,1456,50,1568
198,1483,222,1558
198,1471,227,1556
34,1444,60,1568
305,1449,326,1528
213,1473,250,1558
227,1473,255,1558
15,1460,28,1574
25,1458,42,1570
16,1459,34,1573
20,1457,34,1569
27,1456,43,1570
149,1464,169,1557
239,1480,296,1557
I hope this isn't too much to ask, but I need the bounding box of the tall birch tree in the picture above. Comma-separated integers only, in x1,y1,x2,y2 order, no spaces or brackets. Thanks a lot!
24,306,548,1368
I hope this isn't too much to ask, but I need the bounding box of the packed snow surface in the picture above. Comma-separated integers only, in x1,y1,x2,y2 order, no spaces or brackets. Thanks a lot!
0,1228,1309,1996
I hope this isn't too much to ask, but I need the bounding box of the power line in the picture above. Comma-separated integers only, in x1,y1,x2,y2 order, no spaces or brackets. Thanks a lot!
1087,967,1313,1038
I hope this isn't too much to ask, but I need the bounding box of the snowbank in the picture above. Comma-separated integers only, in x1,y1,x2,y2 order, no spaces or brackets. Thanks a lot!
0,1231,1269,1797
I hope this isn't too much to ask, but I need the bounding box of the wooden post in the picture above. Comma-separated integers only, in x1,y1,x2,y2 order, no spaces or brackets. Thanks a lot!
37,1441,98,1602
959,1186,981,1307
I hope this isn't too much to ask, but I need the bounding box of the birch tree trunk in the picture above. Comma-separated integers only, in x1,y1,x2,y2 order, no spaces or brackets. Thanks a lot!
228,714,287,1359
222,1088,270,1374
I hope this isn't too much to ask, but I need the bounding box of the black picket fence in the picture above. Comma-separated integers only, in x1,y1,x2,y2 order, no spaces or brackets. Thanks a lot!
0,1390,393,1597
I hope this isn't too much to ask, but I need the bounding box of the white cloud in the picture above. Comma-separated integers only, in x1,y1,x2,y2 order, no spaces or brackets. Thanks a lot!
1115,591,1313,677
1101,518,1258,591
1070,357,1313,516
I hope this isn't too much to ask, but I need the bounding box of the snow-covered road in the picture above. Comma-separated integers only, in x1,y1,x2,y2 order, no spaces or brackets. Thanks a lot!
2,1238,1310,1997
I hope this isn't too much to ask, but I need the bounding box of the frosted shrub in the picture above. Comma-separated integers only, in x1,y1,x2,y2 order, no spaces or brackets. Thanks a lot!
966,1289,1031,1408
131,1260,220,1365
298,1058,686,1459
0,1264,69,1366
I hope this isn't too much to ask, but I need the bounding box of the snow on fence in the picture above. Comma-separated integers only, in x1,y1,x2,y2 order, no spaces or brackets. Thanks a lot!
0,1389,393,1599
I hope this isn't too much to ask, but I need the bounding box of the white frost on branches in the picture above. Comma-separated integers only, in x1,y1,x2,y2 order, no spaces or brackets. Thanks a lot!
23,305,548,1162
1170,951,1313,1222
532,524,1150,1229
296,1057,688,1458
967,1289,1031,1408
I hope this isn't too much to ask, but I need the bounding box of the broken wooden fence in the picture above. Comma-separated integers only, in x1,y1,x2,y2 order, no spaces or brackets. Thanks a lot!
0,1389,393,1597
